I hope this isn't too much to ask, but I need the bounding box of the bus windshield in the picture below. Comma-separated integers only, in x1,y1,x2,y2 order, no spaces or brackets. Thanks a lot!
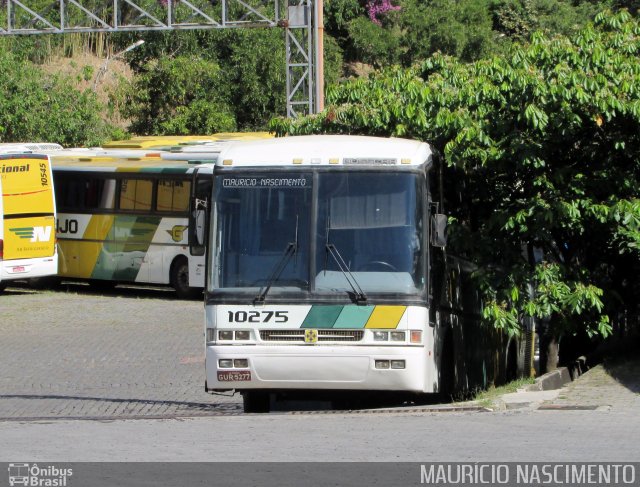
211,171,424,298
212,174,312,292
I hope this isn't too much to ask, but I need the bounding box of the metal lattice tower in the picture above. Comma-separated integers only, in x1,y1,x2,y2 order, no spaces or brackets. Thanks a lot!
0,0,320,117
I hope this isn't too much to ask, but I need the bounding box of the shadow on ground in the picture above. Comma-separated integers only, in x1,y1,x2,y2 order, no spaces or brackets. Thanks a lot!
602,353,640,394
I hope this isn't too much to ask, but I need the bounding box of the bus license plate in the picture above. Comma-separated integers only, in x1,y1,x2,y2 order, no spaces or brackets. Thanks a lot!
217,370,251,382
11,266,26,273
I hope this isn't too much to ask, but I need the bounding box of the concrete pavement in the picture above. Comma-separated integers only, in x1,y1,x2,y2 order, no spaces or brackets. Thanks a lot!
496,356,640,412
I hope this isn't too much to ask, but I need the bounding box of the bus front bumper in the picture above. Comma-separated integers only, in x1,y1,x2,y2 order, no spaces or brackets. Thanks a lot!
206,344,435,394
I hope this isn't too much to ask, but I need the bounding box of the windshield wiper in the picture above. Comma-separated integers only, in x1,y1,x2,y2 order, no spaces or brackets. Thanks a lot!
254,216,299,305
325,243,368,305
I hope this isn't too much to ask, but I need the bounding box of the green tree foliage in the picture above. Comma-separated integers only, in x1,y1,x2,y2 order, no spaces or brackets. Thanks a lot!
0,51,116,146
271,11,640,348
346,17,402,66
123,55,236,135
120,29,289,130
323,0,614,66
399,0,496,63
491,0,610,41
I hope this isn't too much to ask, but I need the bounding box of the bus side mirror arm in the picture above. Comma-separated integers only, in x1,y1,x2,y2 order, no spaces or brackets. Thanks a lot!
431,214,447,248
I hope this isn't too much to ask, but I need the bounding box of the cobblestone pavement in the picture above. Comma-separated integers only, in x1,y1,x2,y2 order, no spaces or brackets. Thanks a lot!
539,357,640,411
0,284,242,420
2,283,639,421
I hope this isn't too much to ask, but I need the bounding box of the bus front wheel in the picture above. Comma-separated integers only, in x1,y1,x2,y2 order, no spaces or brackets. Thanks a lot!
170,257,198,299
243,391,271,413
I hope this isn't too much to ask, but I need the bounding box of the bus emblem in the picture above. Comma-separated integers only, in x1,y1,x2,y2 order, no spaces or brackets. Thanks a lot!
167,225,188,242
304,329,318,344
9,226,52,242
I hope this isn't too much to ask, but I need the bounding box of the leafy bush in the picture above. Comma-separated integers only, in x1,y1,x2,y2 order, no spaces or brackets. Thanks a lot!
0,50,117,146
123,55,236,135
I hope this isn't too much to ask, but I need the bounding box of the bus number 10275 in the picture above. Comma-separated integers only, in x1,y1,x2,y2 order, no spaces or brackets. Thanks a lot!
227,310,288,323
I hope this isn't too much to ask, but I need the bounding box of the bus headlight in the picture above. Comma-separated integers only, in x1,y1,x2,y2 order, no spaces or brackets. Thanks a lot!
233,359,249,368
235,331,250,340
218,359,233,368
391,360,406,369
218,330,233,340
375,360,390,369
390,331,405,342
373,331,388,341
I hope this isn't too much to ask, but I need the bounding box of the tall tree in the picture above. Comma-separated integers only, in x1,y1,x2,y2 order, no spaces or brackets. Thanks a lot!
271,11,640,370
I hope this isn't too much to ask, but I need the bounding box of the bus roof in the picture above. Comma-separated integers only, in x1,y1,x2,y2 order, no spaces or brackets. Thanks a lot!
50,154,216,173
0,142,63,153
102,132,273,149
215,135,433,168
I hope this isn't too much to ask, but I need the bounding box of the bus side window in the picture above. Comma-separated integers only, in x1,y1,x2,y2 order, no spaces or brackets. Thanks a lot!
461,269,481,315
85,178,115,210
157,179,191,213
431,249,445,307
120,178,153,211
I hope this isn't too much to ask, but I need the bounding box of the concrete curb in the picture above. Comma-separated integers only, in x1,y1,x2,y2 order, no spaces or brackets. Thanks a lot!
525,367,572,391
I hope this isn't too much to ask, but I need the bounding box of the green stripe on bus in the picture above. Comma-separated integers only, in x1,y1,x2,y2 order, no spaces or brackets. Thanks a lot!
301,306,343,329
90,215,162,281
333,305,375,329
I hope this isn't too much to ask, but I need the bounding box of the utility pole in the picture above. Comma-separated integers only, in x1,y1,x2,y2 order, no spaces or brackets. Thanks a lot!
314,0,324,113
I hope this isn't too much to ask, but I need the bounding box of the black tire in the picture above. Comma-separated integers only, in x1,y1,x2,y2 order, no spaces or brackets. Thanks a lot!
171,257,199,299
0,282,7,292
243,391,271,413
88,279,116,292
29,276,61,289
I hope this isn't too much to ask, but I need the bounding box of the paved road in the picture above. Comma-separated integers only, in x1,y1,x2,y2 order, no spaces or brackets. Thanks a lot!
0,284,241,420
1,284,639,465
1,408,639,462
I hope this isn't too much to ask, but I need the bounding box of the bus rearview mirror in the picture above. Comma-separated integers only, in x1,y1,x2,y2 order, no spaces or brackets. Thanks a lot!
431,214,447,247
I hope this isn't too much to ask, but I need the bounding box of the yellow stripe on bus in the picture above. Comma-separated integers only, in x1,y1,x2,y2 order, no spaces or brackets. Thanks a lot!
58,215,114,278
364,306,407,329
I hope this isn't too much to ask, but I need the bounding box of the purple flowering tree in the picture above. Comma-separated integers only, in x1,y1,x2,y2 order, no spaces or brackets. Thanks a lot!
366,0,401,25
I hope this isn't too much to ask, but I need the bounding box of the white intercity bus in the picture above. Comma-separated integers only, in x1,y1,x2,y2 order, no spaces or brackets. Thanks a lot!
197,135,525,412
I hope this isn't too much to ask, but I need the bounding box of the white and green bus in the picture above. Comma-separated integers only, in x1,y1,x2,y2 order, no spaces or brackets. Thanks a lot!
199,135,526,412
51,153,215,297
47,133,272,296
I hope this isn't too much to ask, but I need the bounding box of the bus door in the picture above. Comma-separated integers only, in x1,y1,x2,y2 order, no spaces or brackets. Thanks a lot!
153,176,192,284
188,168,213,287
0,154,56,269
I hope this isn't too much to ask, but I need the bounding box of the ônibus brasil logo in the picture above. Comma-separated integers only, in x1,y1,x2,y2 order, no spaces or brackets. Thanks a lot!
8,226,52,242
8,463,73,487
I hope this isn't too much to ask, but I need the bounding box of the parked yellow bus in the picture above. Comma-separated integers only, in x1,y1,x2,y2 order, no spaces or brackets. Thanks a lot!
0,153,57,290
